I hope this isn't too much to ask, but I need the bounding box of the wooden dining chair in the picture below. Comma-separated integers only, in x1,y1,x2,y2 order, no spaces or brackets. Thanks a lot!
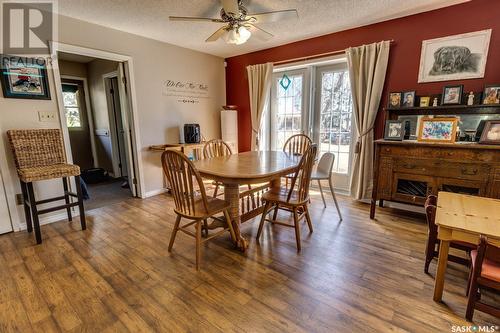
424,195,475,274
466,235,500,321
311,152,342,220
203,139,232,197
162,150,236,270
256,144,317,251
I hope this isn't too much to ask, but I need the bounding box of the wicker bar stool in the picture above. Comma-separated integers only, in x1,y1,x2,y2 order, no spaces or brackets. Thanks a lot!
7,129,86,244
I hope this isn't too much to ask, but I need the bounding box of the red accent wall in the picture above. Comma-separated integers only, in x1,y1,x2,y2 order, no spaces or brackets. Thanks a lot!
225,0,500,152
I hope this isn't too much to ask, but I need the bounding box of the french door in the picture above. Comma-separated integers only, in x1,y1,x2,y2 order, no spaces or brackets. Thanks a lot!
270,69,309,151
312,63,354,190
268,63,354,191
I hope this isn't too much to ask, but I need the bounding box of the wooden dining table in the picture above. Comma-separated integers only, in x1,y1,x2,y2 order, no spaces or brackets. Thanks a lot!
433,191,500,302
194,151,301,251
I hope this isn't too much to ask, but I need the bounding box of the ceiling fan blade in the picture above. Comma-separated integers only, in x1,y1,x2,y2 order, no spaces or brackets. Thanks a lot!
246,24,273,41
221,0,239,16
206,26,228,42
169,16,225,23
247,9,298,24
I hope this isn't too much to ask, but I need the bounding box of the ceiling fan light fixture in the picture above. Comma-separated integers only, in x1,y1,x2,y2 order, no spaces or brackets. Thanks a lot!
223,26,251,45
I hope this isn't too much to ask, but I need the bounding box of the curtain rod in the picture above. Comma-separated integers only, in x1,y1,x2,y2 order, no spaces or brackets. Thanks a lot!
273,39,395,66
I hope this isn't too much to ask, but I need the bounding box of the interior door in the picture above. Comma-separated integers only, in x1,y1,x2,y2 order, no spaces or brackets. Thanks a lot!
0,170,13,234
117,63,137,196
62,81,94,170
313,63,354,191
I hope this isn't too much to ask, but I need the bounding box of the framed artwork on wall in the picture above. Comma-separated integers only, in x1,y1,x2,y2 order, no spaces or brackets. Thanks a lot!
417,117,458,143
0,55,51,100
418,29,491,83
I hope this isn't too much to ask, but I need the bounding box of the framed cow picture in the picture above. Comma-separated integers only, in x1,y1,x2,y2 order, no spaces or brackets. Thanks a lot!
418,29,491,83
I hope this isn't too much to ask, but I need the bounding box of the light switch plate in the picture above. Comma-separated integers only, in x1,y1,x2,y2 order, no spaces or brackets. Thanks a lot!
38,111,56,122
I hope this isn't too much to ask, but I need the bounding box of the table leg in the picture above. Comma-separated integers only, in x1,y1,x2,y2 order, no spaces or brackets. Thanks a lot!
224,183,248,251
433,240,450,302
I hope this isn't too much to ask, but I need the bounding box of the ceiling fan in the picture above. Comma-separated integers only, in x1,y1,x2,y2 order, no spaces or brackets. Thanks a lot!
169,0,298,45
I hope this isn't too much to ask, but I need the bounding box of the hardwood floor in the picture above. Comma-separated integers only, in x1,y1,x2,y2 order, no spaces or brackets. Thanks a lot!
0,189,498,332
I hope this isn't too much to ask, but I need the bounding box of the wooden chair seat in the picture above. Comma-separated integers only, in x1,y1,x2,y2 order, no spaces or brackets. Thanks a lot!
471,250,500,283
466,235,500,321
175,195,230,219
262,187,307,207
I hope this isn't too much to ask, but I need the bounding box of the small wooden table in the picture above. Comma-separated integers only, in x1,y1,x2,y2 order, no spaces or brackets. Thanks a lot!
194,151,301,251
433,192,500,302
149,142,206,160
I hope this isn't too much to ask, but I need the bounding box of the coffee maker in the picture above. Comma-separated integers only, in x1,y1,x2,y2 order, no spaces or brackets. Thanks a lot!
184,124,201,143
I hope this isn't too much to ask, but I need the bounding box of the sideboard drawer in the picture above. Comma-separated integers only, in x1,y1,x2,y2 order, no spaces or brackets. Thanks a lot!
393,159,488,181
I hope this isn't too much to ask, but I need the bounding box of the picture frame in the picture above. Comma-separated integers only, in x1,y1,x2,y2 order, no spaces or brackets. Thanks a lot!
418,29,492,83
387,92,401,109
418,117,458,143
482,85,500,105
441,85,463,105
401,91,416,107
0,55,51,100
479,120,500,145
384,120,404,141
419,96,430,107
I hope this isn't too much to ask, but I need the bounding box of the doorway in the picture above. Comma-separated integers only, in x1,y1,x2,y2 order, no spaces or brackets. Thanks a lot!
56,49,140,211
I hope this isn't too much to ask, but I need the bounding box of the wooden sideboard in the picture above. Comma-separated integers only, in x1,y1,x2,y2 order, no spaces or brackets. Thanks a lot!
370,140,500,219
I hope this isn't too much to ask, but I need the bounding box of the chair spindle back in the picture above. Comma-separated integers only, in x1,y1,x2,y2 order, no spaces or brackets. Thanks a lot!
283,134,312,155
161,150,208,216
288,144,318,203
203,139,232,159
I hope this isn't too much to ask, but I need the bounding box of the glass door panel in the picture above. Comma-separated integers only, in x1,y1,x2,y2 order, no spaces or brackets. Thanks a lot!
270,69,308,151
313,64,354,190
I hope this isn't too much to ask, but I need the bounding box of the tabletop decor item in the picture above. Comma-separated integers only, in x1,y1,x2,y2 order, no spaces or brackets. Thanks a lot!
384,120,404,141
0,55,50,99
418,29,491,83
420,96,431,107
482,85,500,104
479,120,500,144
387,92,401,108
441,85,463,105
402,91,416,107
418,117,458,143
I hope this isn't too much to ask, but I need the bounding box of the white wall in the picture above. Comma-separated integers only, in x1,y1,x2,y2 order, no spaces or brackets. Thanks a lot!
0,14,226,231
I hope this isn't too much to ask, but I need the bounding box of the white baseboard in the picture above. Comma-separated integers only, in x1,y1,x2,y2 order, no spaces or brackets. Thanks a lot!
144,188,168,198
16,210,80,231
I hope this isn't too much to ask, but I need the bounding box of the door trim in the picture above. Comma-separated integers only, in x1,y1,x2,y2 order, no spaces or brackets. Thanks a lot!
50,41,145,198
60,75,98,169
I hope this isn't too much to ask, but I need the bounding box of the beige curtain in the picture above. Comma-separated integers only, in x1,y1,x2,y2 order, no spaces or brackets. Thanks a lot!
347,41,390,200
247,62,273,150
